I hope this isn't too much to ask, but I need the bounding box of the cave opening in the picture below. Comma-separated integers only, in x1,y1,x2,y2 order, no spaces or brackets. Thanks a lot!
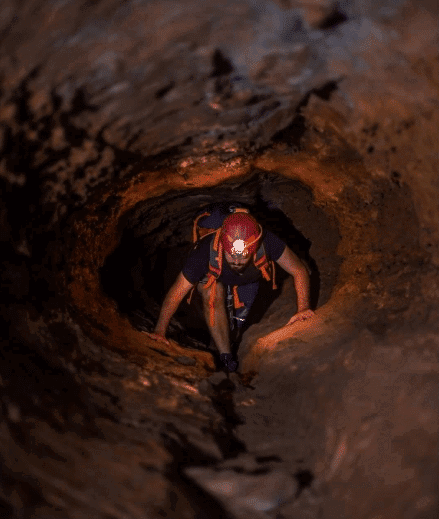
99,171,341,350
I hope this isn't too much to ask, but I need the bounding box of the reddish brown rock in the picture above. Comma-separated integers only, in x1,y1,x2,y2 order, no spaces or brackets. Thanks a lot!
0,1,438,518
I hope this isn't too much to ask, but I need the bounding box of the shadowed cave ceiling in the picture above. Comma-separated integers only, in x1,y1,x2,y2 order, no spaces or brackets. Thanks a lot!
1,1,438,518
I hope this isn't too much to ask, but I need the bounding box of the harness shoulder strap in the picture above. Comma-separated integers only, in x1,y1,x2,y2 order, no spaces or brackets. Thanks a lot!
192,211,210,243
207,229,222,278
253,240,278,289
204,239,223,327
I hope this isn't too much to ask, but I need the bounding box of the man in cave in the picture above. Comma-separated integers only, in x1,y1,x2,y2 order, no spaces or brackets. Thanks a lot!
145,208,314,372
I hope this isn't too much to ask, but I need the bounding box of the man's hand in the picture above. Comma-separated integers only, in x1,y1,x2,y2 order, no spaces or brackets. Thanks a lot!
142,331,170,346
286,309,315,326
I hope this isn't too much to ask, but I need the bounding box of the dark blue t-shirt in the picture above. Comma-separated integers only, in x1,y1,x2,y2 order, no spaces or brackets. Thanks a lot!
182,230,286,286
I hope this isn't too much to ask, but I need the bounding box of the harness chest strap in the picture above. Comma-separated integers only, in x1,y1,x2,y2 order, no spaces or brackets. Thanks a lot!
186,227,278,326
254,254,278,290
233,285,245,309
187,259,277,309
203,228,223,288
222,257,277,319
204,239,223,327
185,264,219,306
186,217,218,305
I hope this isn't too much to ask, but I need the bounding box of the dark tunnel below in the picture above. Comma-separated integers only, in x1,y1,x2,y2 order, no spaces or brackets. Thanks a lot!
99,172,342,351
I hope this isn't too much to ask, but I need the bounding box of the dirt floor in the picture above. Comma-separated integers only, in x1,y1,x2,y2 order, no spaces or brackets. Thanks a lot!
1,1,438,518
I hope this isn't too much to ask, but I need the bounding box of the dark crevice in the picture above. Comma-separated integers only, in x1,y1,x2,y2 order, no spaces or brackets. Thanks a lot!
318,8,348,30
210,49,234,77
161,423,236,519
59,113,88,147
155,81,176,99
272,81,338,147
160,377,250,515
0,78,147,294
294,469,315,498
391,170,401,187
12,66,41,125
256,455,282,463
150,347,171,357
0,499,14,518
0,333,103,438
208,377,247,458
69,87,100,117
313,81,339,101
0,469,46,519
245,94,272,106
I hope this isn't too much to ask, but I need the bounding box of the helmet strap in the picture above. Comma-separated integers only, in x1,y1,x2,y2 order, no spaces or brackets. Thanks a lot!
243,224,263,250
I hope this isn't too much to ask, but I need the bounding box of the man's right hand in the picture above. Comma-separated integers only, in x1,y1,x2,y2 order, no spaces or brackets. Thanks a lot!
142,331,170,346
144,273,193,349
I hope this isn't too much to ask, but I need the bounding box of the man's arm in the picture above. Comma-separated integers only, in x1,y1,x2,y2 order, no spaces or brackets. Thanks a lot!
143,272,194,344
154,272,194,336
276,246,314,324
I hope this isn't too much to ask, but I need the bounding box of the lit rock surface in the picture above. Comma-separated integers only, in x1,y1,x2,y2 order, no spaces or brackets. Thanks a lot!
0,1,438,518
185,464,298,517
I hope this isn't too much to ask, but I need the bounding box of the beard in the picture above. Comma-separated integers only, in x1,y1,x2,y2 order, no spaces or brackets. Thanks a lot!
226,253,254,272
230,262,247,271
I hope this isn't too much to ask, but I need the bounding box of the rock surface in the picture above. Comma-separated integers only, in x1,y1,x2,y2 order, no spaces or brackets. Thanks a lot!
185,464,298,517
0,1,438,518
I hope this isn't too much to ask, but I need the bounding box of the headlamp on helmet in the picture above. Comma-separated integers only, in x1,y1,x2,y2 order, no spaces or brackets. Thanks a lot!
231,239,247,256
220,212,262,259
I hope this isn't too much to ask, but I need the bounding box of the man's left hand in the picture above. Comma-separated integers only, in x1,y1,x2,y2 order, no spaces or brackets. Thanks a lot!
287,309,315,326
142,331,171,346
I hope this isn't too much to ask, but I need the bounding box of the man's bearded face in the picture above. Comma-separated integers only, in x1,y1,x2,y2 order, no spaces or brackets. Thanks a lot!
224,239,253,271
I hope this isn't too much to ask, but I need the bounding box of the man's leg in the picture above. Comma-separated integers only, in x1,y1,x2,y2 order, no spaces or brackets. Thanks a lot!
197,280,231,355
235,281,259,328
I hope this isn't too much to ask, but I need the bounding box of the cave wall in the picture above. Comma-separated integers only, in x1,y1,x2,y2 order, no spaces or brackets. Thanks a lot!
1,1,438,518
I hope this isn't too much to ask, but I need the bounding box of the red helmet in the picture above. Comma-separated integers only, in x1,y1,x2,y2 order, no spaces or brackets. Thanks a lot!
220,212,262,257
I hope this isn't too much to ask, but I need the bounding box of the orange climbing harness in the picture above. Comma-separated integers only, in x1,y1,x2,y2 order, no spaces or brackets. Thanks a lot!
186,209,277,327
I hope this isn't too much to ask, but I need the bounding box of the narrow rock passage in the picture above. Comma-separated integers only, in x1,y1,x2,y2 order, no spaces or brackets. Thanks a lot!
1,1,438,518
58,145,436,519
99,173,340,350
3,125,438,519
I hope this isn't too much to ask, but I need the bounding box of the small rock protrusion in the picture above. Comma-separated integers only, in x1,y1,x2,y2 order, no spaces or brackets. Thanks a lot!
184,465,298,515
198,379,215,397
208,371,228,386
175,356,196,366
7,403,21,423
